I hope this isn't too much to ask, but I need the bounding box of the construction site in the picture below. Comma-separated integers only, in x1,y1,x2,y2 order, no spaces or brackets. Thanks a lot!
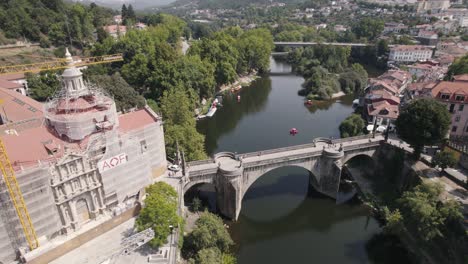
0,49,167,264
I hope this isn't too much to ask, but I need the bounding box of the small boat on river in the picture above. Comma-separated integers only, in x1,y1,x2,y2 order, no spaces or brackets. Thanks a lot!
289,128,298,135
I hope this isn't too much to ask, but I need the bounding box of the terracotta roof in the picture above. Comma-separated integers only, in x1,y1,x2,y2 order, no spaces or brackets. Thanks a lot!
2,107,160,171
367,101,399,119
453,74,468,82
369,80,399,94
407,82,437,91
118,108,159,133
1,125,71,170
366,89,401,104
0,79,23,90
431,81,468,102
0,73,26,81
0,88,43,123
103,25,127,34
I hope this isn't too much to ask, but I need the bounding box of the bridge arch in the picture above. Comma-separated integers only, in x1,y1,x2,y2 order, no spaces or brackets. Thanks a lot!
241,164,319,201
342,148,377,165
183,181,218,212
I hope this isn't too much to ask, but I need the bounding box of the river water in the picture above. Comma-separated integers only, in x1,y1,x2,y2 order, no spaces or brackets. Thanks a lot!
195,58,407,264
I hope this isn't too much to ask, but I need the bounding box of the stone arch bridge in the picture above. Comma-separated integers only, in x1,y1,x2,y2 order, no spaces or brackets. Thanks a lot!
181,135,385,220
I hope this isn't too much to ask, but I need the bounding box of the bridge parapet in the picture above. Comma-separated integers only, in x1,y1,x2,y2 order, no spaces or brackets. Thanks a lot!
331,134,373,144
243,150,322,168
241,143,317,158
187,159,214,166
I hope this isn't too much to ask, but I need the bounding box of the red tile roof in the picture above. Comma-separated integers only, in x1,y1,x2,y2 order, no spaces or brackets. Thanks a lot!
453,74,468,82
367,101,399,119
431,81,468,102
118,108,159,133
103,25,127,34
0,73,26,82
0,88,43,123
0,79,23,90
1,108,159,171
2,125,71,170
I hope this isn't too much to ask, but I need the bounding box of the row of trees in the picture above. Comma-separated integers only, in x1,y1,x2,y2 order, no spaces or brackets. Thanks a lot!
271,17,384,44
287,45,368,99
182,212,236,264
0,0,114,47
88,18,273,161
383,182,467,264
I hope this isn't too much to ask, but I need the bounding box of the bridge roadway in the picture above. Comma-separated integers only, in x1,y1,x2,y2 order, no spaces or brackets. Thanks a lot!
183,134,385,220
187,134,383,173
274,41,371,47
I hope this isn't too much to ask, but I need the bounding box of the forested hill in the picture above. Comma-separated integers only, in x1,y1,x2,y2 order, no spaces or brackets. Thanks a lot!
191,0,305,9
0,0,114,46
68,0,176,10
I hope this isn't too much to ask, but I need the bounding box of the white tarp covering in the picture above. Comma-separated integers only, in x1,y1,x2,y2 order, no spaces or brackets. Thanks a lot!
98,153,127,173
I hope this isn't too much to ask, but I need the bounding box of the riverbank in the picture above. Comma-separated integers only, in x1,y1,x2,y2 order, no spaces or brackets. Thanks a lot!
196,72,260,119
218,71,259,95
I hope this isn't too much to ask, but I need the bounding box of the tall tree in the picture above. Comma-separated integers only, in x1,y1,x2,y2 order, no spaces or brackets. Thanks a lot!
395,99,450,158
339,114,365,138
446,54,468,80
26,71,61,102
127,4,136,21
135,182,181,248
161,88,206,161
121,4,128,20
351,18,384,42
88,73,146,112
182,212,234,259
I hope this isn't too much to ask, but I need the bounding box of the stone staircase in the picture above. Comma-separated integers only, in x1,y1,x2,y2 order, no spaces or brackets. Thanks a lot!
148,249,169,263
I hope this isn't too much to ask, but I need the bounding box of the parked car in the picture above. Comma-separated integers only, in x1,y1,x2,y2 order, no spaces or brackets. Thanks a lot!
168,164,181,171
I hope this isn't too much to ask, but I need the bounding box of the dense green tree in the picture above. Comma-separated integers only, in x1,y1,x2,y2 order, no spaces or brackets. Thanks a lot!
301,66,341,99
395,99,450,158
161,88,206,161
377,39,390,57
191,197,202,212
192,248,222,264
121,4,128,20
446,54,468,80
183,212,234,259
339,68,367,94
146,98,159,113
351,18,384,41
339,114,365,138
88,73,146,111
222,254,237,264
136,182,182,248
236,29,273,73
432,151,457,170
398,182,464,242
127,4,136,21
383,207,404,235
26,71,61,102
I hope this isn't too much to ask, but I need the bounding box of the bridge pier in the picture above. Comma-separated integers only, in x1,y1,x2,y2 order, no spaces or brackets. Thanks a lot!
214,153,243,220
315,148,344,199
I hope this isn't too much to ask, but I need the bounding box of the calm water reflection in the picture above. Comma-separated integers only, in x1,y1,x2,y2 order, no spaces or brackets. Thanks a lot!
195,58,408,264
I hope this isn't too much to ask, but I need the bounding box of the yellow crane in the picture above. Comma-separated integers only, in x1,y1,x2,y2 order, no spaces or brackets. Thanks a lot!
0,53,123,75
0,52,123,250
0,140,39,250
